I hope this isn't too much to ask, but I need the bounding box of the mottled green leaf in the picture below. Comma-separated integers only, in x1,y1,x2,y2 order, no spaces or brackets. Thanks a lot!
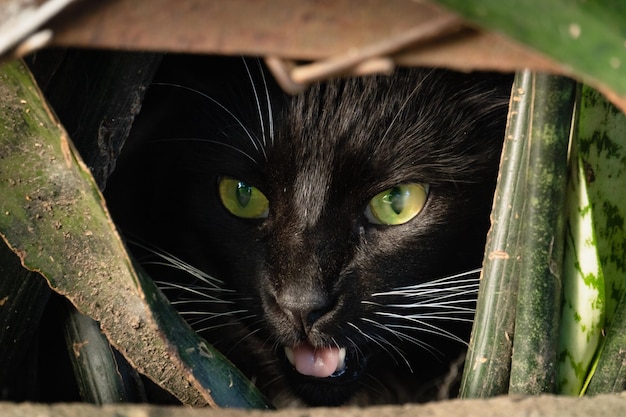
558,125,605,395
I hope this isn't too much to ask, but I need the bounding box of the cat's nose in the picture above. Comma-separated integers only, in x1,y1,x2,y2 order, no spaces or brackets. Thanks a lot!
277,295,332,334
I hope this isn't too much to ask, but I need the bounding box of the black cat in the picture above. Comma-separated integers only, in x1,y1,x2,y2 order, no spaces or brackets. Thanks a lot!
106,56,512,407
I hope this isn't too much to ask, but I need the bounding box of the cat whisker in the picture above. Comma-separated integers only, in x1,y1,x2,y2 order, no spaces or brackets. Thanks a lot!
134,241,261,340
129,240,226,290
172,299,240,308
341,333,365,361
361,318,440,363
374,314,469,346
392,309,476,318
183,309,249,326
376,311,475,324
192,322,238,333
346,321,406,369
364,294,477,310
190,320,238,333
220,315,267,341
374,334,413,371
162,282,231,292
372,298,476,311
377,68,435,147
376,280,479,297
270,339,283,354
255,58,275,146
226,327,264,356
243,58,266,148
156,282,233,302
260,333,281,355
367,270,480,317
183,310,248,323
152,82,265,160
385,304,476,314
242,57,272,158
219,296,256,304
372,268,481,296
330,337,342,351
192,314,258,334
158,137,260,165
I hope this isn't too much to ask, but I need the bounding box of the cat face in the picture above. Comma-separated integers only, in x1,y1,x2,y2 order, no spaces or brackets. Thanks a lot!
106,56,512,406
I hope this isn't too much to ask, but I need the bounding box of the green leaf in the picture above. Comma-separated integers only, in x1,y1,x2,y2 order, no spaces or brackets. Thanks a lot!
460,71,574,397
577,86,626,324
63,306,146,403
506,73,573,395
433,0,626,107
557,108,605,395
579,86,626,395
0,59,271,408
0,240,50,396
431,2,626,397
458,73,520,398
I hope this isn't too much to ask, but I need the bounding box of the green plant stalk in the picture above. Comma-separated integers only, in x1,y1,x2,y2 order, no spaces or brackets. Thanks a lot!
63,306,146,404
0,59,271,408
460,71,575,397
459,71,525,398
0,240,50,391
508,73,575,395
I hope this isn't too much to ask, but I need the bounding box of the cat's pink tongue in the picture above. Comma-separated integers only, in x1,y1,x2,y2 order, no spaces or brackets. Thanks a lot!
287,344,343,378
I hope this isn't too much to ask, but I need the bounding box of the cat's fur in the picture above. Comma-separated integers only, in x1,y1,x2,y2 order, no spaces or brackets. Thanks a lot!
105,55,512,407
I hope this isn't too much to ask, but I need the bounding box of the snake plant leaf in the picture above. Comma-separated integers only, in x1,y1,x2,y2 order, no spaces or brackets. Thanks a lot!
0,59,270,408
459,71,525,398
576,86,626,325
507,73,574,395
579,86,626,395
557,130,605,396
555,83,626,396
460,71,574,397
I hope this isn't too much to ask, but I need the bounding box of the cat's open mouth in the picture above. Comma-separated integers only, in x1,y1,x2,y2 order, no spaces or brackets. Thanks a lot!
283,343,364,382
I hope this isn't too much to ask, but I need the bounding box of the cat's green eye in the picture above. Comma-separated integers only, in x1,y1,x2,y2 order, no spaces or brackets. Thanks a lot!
218,177,269,219
365,183,428,225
